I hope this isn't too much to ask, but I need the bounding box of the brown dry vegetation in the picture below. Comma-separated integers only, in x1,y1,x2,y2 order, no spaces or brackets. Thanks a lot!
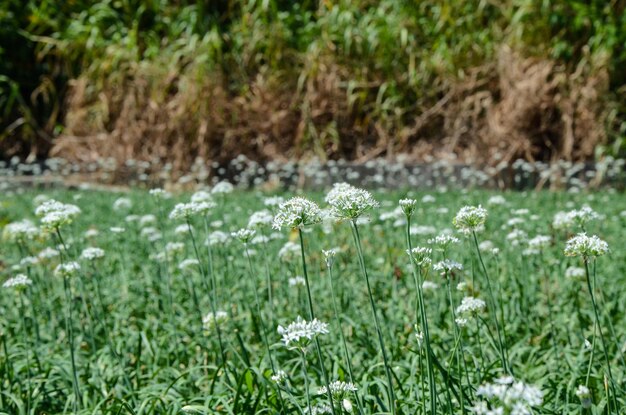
53,45,610,169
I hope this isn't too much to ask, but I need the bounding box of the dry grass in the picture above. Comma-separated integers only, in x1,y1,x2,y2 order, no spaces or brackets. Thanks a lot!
52,45,611,170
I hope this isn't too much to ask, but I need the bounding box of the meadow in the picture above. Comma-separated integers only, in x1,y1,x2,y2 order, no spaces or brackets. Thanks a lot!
0,184,625,414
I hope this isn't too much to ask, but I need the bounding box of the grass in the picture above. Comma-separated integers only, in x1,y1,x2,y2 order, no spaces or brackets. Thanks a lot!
0,186,625,414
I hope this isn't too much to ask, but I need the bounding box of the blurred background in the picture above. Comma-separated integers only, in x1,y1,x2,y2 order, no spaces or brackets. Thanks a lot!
1,0,625,172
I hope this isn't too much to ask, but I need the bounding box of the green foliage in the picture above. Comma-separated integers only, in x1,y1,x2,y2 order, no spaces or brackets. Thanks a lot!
1,0,625,159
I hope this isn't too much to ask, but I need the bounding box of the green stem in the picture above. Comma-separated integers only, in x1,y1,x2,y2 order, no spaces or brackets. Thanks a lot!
298,229,336,415
350,221,396,415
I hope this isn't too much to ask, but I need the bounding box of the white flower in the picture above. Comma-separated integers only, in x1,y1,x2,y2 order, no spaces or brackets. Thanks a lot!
211,181,234,194
422,280,438,291
433,259,463,275
84,228,99,238
4,220,40,242
474,376,543,414
322,249,337,269
488,195,507,205
326,183,379,220
202,310,228,332
36,200,81,231
428,234,460,251
421,195,436,203
113,197,132,210
206,231,229,246
20,256,39,267
248,210,274,229
506,229,528,247
149,188,172,199
110,226,126,234
399,198,417,217
231,228,256,244
139,214,157,226
179,258,200,270
528,235,551,250
288,276,306,287
175,224,191,235
456,296,486,316
278,241,300,261
575,385,592,408
264,196,285,208
273,197,323,230
54,262,81,278
277,316,329,348
407,247,432,266
38,247,59,260
565,266,585,279
80,247,105,261
166,242,185,254
271,370,287,384
453,205,487,234
318,381,358,398
564,233,609,260
191,190,214,204
3,274,32,289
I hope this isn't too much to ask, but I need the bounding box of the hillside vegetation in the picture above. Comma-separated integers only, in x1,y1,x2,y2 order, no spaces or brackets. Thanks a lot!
1,0,625,168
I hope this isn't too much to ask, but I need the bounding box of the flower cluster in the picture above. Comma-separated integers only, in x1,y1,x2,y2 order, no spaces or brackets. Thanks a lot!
564,233,609,261
428,234,460,251
80,247,105,261
455,296,486,326
273,197,323,230
575,385,592,408
553,205,601,230
326,183,379,220
4,220,40,242
231,228,256,244
54,262,81,278
399,198,417,217
202,310,228,333
433,259,463,275
322,249,337,269
169,201,214,220
453,205,487,234
317,380,358,398
473,376,543,415
277,316,329,348
2,274,33,289
211,181,234,194
36,199,81,231
407,247,432,266
248,210,274,228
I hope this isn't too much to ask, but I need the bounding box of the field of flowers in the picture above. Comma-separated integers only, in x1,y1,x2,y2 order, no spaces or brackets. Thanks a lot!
1,184,625,414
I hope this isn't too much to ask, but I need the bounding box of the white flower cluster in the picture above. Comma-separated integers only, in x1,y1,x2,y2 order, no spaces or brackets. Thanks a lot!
455,296,486,326
191,190,214,203
271,370,287,384
169,200,215,220
288,276,306,287
453,205,487,234
428,234,460,251
54,262,81,278
2,274,33,289
179,258,200,270
277,316,329,348
149,188,172,199
407,247,432,266
473,376,543,415
317,380,357,397
278,241,300,261
202,310,228,332
273,197,323,230
264,196,285,208
575,385,592,408
322,249,337,269
231,228,256,243
211,181,234,194
553,205,601,230
326,183,379,220
206,231,229,246
113,197,132,210
80,247,105,261
564,233,609,260
399,198,417,217
4,220,40,242
565,266,585,279
433,259,463,274
248,210,274,228
35,199,81,231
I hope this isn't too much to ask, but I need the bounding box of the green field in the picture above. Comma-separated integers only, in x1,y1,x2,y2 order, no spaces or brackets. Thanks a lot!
1,186,625,414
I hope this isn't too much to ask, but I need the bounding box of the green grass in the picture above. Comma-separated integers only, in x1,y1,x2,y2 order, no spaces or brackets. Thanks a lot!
0,187,625,414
